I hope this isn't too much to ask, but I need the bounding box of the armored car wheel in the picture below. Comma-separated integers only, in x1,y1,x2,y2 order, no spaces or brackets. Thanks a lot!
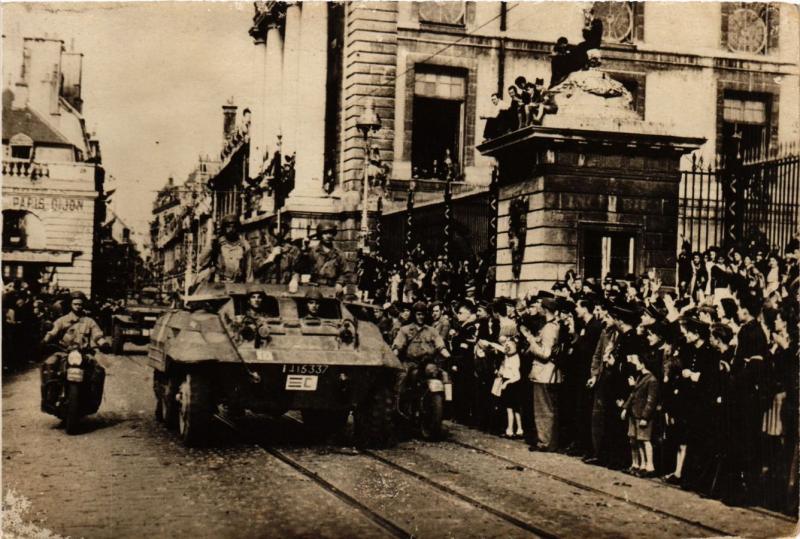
177,372,212,447
154,373,179,429
354,384,396,448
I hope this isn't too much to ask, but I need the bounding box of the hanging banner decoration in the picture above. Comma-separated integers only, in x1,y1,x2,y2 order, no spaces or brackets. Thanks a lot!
376,196,383,255
508,194,528,280
405,181,415,260
488,165,499,255
443,179,452,261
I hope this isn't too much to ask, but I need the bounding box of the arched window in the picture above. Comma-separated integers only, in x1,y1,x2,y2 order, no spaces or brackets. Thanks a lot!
9,133,33,160
592,2,643,44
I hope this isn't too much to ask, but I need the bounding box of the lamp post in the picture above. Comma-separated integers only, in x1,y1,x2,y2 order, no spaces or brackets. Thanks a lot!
356,99,381,250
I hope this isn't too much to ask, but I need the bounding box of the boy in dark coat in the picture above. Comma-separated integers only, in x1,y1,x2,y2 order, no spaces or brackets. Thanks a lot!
623,350,660,476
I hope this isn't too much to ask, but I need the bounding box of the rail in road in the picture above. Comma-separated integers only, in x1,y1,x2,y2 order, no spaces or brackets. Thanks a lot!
220,413,780,538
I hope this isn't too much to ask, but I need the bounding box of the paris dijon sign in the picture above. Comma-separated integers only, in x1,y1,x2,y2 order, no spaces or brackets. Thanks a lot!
5,194,87,213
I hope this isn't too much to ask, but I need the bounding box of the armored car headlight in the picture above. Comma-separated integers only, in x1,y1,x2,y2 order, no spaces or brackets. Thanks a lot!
67,350,83,366
257,323,270,339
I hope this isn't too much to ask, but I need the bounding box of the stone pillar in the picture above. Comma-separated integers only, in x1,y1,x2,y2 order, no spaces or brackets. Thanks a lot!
292,1,328,198
280,2,302,158
263,22,284,159
249,34,268,176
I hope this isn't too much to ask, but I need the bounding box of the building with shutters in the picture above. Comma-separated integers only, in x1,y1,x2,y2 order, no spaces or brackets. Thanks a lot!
243,1,799,272
2,35,105,295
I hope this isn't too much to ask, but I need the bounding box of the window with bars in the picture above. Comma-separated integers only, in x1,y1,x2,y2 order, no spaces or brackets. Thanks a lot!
721,92,771,156
418,1,466,26
722,3,780,55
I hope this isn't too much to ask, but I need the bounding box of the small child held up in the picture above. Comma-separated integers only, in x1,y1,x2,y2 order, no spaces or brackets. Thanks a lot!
622,351,660,477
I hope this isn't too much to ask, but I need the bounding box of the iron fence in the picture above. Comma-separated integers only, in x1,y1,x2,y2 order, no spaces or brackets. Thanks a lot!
679,145,800,255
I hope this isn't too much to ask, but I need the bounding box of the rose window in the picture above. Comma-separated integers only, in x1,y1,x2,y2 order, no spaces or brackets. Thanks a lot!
592,2,634,43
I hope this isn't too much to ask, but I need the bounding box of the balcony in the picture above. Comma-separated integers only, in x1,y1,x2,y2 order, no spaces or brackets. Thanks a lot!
2,158,50,180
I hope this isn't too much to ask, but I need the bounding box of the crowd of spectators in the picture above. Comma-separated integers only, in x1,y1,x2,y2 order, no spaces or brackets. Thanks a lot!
371,229,800,516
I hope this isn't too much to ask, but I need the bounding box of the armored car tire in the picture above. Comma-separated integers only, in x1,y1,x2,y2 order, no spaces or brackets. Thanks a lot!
354,384,395,448
176,371,213,447
154,372,179,429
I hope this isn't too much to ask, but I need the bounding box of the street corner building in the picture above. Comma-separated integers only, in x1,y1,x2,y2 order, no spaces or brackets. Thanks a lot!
2,35,106,296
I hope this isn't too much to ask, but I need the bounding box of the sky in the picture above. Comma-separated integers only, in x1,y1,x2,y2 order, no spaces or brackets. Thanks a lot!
3,1,261,240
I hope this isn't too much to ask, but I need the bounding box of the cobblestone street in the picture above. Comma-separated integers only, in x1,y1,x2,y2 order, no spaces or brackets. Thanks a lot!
3,348,797,538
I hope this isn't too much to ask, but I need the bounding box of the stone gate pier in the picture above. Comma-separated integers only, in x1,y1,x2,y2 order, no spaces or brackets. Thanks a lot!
478,70,705,298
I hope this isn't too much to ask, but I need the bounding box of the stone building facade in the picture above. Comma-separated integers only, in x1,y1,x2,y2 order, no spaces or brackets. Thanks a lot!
2,36,105,295
243,1,799,270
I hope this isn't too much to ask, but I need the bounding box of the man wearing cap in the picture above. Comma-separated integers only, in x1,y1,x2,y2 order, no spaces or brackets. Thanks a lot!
584,300,618,464
392,301,450,413
309,223,347,287
519,296,561,452
304,288,323,318
564,297,603,456
474,301,499,431
196,214,254,285
724,298,769,504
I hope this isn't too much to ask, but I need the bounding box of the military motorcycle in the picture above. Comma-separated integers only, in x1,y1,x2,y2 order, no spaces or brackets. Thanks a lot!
399,358,453,440
40,343,108,434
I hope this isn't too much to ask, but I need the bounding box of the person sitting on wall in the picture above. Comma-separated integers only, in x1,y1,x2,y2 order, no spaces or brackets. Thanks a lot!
549,37,575,88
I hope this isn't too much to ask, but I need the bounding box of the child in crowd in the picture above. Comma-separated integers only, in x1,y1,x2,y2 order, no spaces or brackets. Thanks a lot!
622,350,660,477
482,337,523,439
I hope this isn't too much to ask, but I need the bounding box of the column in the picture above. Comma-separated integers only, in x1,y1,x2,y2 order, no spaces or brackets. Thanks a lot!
280,2,301,158
292,1,328,198
248,34,268,176
263,22,283,161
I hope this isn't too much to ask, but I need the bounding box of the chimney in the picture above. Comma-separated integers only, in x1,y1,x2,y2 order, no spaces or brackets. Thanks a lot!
23,38,63,117
61,52,83,112
222,99,237,140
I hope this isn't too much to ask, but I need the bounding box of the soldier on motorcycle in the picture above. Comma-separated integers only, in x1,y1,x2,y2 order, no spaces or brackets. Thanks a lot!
392,301,450,412
42,291,108,351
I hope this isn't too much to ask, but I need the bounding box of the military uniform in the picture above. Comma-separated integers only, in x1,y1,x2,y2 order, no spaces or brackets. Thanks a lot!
310,244,346,286
393,322,447,404
44,311,105,349
196,229,254,284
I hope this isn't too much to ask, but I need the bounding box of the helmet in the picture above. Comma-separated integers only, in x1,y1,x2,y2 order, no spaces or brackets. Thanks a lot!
316,222,337,236
412,301,428,314
220,214,239,227
305,288,323,301
70,291,88,301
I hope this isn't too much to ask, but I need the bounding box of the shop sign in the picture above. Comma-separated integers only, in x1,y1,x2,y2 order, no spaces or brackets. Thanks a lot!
6,195,87,213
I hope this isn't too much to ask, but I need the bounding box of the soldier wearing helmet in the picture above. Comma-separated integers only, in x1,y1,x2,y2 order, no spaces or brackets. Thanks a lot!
392,301,450,409
194,214,254,286
309,222,346,287
304,287,323,318
43,290,107,351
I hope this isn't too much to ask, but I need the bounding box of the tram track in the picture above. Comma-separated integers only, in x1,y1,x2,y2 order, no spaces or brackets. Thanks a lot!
225,413,557,538
447,437,791,537
220,411,793,538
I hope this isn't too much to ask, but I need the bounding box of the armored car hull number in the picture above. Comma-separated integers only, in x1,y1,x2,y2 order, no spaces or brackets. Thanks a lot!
282,364,328,375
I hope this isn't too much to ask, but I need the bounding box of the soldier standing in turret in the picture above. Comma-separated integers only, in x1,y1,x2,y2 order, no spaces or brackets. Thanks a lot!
310,223,346,287
194,214,254,285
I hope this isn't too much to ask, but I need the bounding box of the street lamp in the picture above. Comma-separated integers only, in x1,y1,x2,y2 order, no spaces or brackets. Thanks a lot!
356,99,381,250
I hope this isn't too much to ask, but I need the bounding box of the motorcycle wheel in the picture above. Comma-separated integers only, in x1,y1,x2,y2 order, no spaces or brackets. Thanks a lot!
177,372,212,447
64,383,82,435
419,392,444,441
111,324,124,355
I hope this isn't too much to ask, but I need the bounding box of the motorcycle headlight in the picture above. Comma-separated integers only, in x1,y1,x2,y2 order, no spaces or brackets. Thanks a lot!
67,350,83,366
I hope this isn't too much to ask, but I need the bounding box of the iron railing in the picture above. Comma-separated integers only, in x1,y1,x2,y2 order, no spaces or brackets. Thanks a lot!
679,145,800,255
